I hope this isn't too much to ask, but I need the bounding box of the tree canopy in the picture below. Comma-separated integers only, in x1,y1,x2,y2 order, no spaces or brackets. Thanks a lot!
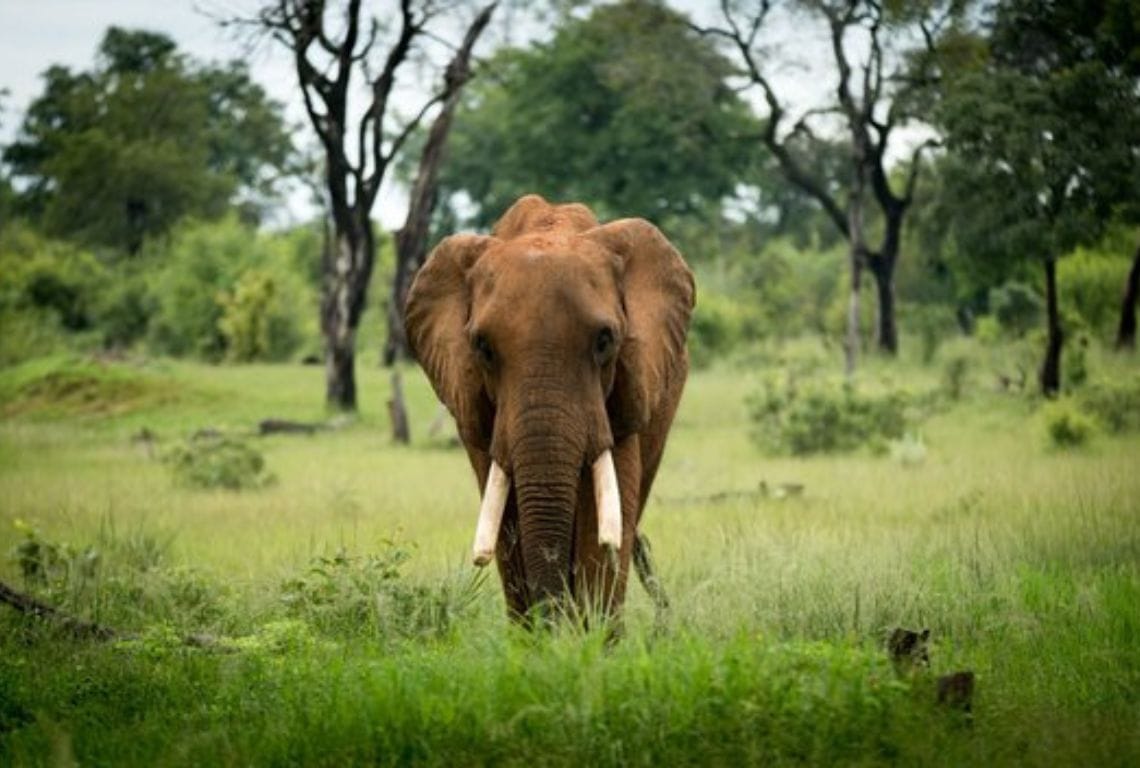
936,0,1140,391
3,27,295,255
435,0,760,229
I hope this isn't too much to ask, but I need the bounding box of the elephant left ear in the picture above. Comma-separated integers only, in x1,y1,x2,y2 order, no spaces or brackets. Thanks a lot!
584,219,695,437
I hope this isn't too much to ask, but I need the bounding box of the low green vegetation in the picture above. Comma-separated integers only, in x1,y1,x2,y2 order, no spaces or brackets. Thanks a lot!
2,349,1138,765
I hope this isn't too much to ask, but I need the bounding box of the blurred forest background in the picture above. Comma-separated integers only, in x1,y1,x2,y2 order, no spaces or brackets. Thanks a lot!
0,0,1137,415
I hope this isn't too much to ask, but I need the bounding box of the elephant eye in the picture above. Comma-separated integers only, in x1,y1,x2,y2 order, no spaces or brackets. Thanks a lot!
472,333,495,368
594,327,615,364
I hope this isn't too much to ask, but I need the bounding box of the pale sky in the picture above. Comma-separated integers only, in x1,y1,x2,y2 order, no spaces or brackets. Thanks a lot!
0,1,889,229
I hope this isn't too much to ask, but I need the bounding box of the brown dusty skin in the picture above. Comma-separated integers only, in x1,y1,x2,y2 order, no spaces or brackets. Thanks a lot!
405,195,694,623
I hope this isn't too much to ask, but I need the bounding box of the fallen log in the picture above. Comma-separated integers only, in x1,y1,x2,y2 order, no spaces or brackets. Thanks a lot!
0,580,226,649
257,418,325,436
0,580,116,640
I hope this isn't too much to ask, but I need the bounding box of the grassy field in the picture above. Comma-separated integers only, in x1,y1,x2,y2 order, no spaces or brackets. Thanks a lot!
1,348,1138,766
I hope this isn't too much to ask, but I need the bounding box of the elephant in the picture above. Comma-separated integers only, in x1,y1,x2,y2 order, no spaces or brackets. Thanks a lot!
404,194,695,624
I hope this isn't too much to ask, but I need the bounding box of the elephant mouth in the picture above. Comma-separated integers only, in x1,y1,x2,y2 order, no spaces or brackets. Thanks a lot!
471,450,621,567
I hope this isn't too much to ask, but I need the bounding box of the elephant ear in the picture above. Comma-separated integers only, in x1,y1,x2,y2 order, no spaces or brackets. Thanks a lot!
405,234,496,450
584,219,695,437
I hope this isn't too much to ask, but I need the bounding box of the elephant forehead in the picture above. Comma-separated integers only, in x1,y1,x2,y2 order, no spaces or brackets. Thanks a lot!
474,241,618,306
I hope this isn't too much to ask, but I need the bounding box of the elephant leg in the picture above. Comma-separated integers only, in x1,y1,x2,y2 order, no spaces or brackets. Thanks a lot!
632,532,670,616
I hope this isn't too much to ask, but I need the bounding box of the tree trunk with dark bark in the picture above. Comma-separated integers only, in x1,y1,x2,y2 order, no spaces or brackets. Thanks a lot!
869,256,898,355
1040,256,1064,397
844,166,868,378
1115,241,1140,351
322,217,374,411
378,3,496,442
250,1,497,416
384,3,496,368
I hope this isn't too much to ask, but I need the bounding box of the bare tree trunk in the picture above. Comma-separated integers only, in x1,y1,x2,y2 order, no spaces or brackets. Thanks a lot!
845,173,867,378
387,368,410,444
1040,256,1064,397
379,3,496,443
846,255,863,378
868,206,903,355
384,3,496,368
322,219,374,411
1115,241,1140,351
870,260,897,355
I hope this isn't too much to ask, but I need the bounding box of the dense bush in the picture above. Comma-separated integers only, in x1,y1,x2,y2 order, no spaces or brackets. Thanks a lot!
279,544,484,640
909,304,960,364
163,436,275,490
0,224,104,363
217,269,303,362
748,378,912,455
1043,400,1097,448
146,218,313,361
988,281,1042,337
1059,244,1131,340
1078,374,1140,433
688,291,749,368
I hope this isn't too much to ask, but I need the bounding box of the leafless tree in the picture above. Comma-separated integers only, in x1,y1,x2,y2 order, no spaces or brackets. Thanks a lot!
244,0,496,411
384,2,495,369
697,0,950,374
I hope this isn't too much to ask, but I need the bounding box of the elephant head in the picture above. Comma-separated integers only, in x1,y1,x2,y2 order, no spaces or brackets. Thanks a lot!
405,195,694,621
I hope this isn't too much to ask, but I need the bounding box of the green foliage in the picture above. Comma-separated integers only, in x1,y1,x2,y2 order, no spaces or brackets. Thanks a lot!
748,378,912,455
280,544,484,640
689,236,849,362
3,28,293,253
0,223,104,362
937,0,1139,281
146,218,312,361
988,281,1042,337
908,304,960,364
687,291,749,369
217,270,281,362
163,436,274,491
7,521,224,629
1059,242,1133,339
435,0,758,229
939,340,974,400
1042,400,1098,448
1077,374,1140,433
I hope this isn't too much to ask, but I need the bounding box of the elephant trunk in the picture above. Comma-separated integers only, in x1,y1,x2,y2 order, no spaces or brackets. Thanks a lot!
510,426,586,610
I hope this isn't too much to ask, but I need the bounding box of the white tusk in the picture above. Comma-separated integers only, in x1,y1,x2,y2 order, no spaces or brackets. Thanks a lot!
592,450,622,551
472,461,510,567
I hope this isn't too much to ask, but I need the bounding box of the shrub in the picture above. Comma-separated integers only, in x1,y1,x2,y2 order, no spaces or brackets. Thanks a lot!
217,269,277,362
688,291,747,368
1059,245,1131,339
1043,400,1097,448
1063,334,1090,390
163,436,274,490
989,281,1042,337
280,543,485,639
938,339,976,400
910,304,959,364
1078,375,1140,433
748,378,910,456
147,217,312,361
7,522,225,627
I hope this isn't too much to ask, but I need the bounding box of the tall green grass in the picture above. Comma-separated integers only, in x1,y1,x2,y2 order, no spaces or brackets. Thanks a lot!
1,349,1139,765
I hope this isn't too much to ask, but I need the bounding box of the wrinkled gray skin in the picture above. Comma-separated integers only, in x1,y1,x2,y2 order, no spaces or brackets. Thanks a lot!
405,195,694,623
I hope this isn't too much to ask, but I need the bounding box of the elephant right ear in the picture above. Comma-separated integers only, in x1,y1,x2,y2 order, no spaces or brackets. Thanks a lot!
405,234,496,451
